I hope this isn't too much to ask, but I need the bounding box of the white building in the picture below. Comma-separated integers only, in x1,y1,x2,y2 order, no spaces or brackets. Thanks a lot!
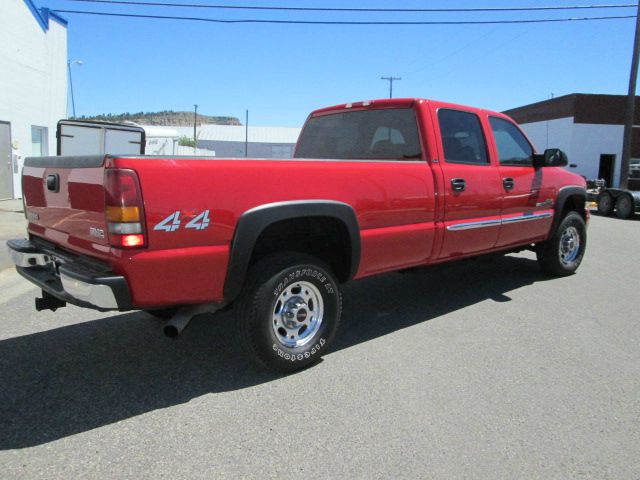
504,93,639,188
175,125,302,158
0,1,68,199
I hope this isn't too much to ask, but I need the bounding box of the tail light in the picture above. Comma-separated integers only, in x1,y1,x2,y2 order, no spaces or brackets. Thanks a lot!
104,169,146,248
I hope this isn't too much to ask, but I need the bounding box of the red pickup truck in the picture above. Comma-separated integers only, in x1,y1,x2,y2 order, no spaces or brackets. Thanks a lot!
8,98,588,372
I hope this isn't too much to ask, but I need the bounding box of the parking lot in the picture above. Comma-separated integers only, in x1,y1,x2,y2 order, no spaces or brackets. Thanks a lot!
0,211,638,479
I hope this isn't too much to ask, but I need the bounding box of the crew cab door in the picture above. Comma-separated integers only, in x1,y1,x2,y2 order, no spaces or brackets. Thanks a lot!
433,107,503,259
487,116,554,247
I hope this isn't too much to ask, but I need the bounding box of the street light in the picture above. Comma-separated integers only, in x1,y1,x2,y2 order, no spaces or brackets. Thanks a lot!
67,60,83,118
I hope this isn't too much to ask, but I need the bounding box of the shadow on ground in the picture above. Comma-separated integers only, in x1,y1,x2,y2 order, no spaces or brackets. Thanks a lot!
0,254,548,449
589,209,640,221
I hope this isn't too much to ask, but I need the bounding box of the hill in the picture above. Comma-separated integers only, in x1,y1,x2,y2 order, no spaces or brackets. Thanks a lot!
78,111,241,126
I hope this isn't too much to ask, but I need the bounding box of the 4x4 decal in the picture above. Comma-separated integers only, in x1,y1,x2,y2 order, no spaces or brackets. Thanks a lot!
154,210,211,232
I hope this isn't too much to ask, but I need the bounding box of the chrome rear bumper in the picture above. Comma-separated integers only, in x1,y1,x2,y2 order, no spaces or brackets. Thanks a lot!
6,239,132,311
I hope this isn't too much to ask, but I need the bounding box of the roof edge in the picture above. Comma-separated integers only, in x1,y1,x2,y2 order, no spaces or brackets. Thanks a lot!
22,1,68,32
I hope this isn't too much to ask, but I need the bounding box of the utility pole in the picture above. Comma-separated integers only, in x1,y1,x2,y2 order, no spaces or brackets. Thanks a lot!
245,109,249,158
193,104,198,153
621,2,640,189
381,76,401,99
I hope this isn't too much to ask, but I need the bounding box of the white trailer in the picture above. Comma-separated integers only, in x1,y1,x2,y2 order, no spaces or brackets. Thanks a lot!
56,120,145,156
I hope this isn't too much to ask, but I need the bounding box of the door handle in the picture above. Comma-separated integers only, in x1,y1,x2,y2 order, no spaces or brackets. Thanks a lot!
451,178,466,192
503,177,515,190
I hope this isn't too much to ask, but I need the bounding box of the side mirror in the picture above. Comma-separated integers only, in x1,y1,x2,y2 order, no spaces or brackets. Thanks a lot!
533,148,569,168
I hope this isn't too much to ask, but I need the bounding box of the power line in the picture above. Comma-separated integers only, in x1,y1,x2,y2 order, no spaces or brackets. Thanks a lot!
58,0,639,14
51,10,636,24
404,27,499,75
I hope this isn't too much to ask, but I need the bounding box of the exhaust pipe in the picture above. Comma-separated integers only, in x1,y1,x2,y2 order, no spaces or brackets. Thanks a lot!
163,303,221,338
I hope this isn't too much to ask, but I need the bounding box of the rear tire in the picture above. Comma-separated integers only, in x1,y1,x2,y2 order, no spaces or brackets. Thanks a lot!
235,252,342,373
597,191,613,216
615,194,634,219
537,211,587,276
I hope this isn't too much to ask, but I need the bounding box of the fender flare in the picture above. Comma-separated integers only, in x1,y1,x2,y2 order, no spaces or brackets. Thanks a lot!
223,200,361,302
551,185,587,231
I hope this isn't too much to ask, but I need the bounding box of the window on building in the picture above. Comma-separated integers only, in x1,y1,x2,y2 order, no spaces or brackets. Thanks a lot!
31,126,48,156
489,117,533,166
437,109,488,165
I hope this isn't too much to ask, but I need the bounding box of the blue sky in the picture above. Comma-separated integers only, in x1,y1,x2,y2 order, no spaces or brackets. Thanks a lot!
39,0,637,126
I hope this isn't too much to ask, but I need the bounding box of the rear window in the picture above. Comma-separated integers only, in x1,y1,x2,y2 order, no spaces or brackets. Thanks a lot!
294,108,422,160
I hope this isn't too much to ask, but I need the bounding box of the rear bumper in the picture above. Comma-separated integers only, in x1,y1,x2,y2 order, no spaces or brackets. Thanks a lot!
6,238,132,311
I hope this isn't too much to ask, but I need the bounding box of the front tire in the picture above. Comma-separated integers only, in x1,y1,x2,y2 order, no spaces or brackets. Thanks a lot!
236,253,342,373
537,211,587,276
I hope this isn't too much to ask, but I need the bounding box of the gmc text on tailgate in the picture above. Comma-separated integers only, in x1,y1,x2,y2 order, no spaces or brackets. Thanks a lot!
7,98,588,372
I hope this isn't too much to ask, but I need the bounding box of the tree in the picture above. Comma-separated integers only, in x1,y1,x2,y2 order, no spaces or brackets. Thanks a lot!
178,135,196,147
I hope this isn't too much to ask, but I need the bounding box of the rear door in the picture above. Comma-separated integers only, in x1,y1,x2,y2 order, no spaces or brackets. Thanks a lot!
433,107,503,259
488,116,554,247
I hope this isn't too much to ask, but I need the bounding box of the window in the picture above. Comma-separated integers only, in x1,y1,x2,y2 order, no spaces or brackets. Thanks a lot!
31,126,48,157
295,108,421,160
437,109,488,165
489,117,533,166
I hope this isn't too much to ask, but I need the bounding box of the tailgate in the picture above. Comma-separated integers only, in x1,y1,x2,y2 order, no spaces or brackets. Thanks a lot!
22,155,110,260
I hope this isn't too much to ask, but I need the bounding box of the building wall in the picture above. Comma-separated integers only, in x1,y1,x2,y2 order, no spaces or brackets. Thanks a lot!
197,140,295,158
519,117,624,186
0,2,67,198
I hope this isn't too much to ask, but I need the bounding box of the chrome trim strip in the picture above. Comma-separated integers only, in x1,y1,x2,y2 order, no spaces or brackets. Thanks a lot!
60,273,119,309
447,212,552,231
446,219,501,231
501,212,553,224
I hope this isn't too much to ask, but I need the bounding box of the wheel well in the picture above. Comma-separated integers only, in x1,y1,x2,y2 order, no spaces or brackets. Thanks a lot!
249,216,352,282
561,194,586,220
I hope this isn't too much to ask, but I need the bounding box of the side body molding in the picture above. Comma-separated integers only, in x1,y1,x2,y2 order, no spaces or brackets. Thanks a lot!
223,200,361,302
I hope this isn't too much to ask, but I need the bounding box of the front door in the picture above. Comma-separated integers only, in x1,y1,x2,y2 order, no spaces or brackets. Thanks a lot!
434,108,503,259
0,122,13,200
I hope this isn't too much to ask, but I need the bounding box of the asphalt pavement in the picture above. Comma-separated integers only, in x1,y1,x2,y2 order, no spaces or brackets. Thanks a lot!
0,212,638,479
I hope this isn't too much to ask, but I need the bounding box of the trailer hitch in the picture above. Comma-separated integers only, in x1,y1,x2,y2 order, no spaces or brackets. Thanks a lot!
35,290,67,312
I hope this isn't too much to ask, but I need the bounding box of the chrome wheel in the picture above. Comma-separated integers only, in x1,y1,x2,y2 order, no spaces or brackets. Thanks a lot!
272,281,324,348
559,226,580,266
